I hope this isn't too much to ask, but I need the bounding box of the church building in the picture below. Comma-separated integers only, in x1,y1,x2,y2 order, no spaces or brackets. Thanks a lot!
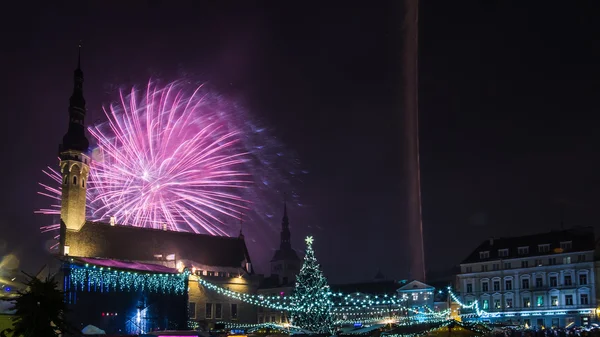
257,201,302,324
56,47,258,335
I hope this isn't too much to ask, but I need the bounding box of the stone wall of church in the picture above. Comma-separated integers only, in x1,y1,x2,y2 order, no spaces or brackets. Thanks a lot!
188,274,259,329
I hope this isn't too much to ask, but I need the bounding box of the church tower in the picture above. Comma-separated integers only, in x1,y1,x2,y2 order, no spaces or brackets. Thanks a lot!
59,44,90,237
270,200,300,285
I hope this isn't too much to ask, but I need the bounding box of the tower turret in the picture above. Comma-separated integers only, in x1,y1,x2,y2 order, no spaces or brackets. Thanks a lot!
270,197,300,285
59,44,90,238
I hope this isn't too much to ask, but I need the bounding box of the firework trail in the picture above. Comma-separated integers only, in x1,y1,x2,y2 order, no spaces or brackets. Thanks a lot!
38,80,303,246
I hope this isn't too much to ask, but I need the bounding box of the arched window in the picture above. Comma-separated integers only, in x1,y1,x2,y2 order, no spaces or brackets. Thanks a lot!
63,176,68,185
82,179,85,188
73,176,78,185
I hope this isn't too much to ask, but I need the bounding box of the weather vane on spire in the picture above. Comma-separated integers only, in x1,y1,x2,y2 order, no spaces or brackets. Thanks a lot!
77,40,83,69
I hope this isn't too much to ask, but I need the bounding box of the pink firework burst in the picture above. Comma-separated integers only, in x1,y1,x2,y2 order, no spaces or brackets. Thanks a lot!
38,81,253,236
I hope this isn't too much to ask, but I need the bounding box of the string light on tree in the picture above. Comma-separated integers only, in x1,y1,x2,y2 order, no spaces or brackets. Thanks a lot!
290,236,335,334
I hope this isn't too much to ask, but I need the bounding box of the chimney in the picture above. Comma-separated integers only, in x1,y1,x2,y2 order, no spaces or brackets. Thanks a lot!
489,237,494,246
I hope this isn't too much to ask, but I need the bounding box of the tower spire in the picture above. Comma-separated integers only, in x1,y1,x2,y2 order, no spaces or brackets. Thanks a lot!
60,42,89,154
77,41,82,70
280,194,291,249
239,218,244,238
59,43,92,242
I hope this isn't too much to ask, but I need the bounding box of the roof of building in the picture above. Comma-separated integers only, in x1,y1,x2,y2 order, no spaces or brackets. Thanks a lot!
64,221,252,270
72,257,179,274
330,280,404,295
461,226,595,264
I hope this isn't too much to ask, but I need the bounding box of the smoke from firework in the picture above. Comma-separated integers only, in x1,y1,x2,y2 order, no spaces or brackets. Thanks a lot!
38,80,304,253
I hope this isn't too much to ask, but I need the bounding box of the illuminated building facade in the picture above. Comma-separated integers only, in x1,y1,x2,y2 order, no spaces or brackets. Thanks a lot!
56,49,258,334
456,227,596,328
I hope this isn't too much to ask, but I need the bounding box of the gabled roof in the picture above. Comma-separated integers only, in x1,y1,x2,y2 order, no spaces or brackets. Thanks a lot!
397,280,434,292
64,221,252,270
461,226,595,264
330,280,402,295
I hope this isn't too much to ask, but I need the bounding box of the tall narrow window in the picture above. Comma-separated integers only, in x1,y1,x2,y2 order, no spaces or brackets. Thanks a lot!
231,303,238,320
63,176,68,185
188,302,196,319
215,303,222,319
73,176,78,185
205,303,213,319
82,179,85,188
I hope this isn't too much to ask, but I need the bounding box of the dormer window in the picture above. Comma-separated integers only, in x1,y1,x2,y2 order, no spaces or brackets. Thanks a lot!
560,241,572,250
479,251,490,259
498,249,508,257
518,246,529,255
538,244,550,253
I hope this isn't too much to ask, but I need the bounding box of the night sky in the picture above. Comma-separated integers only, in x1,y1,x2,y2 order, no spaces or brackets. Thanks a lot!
0,1,598,283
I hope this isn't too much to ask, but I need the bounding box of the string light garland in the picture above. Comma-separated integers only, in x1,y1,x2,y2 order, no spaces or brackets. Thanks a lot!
68,263,189,294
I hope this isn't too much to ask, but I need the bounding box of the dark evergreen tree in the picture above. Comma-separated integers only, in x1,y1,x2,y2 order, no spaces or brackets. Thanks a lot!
291,236,334,334
2,275,71,337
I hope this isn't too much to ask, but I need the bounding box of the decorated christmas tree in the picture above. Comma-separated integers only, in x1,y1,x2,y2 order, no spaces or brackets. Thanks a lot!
291,236,334,334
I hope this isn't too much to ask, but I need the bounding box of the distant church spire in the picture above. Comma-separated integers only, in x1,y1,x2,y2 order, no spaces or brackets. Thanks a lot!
280,194,291,250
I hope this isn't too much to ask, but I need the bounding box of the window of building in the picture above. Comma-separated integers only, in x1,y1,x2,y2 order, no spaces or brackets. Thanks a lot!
537,319,544,328
565,295,573,305
578,254,586,262
506,298,513,308
271,316,276,322
523,297,531,308
218,272,226,277
494,300,501,309
465,266,472,273
549,276,557,287
536,295,543,307
466,283,473,293
518,246,529,255
480,251,490,259
579,274,588,285
563,256,571,264
521,261,529,268
189,302,196,319
560,241,572,250
205,303,213,319
231,303,238,320
498,249,509,257
552,318,559,327
538,244,550,253
493,264,500,271
82,179,85,188
73,176,78,185
564,275,572,286
207,271,215,276
493,281,500,292
412,293,419,300
534,259,543,266
505,280,512,291
481,265,488,272
551,296,558,306
548,257,556,265
504,262,511,269
522,278,529,289
482,282,489,292
258,316,264,323
215,303,222,319
63,176,68,185
581,294,589,305
536,277,543,288
483,299,489,310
